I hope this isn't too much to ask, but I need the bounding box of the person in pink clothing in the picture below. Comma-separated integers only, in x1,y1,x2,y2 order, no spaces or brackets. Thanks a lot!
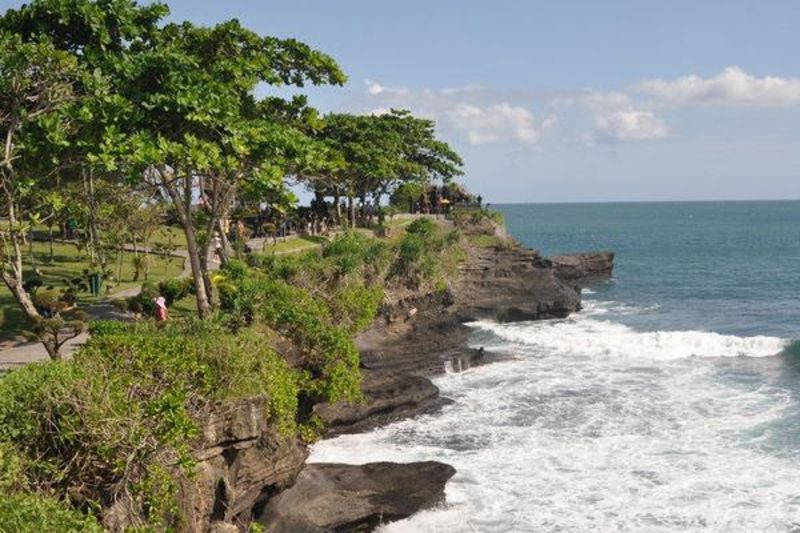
154,296,168,322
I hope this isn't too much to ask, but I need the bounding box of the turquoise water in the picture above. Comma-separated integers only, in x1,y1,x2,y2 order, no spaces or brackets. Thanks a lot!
313,201,800,532
500,200,800,338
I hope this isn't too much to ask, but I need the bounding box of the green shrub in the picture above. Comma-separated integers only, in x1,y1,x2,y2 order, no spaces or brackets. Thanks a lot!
0,442,27,493
330,284,385,334
405,217,437,237
0,320,303,529
88,319,130,337
0,493,104,533
220,258,249,281
157,277,193,306
223,274,361,403
322,231,389,280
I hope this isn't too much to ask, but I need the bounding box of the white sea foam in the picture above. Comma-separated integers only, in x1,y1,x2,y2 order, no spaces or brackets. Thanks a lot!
468,315,788,360
310,301,800,532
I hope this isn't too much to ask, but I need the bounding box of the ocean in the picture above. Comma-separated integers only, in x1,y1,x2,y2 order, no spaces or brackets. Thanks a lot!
311,200,800,532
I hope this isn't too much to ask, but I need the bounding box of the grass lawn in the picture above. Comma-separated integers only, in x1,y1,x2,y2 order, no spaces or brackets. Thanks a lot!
168,293,198,319
150,225,188,249
0,240,185,339
258,235,328,254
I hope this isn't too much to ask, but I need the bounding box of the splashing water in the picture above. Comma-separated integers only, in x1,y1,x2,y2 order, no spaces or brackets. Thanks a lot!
312,201,800,532
312,307,799,532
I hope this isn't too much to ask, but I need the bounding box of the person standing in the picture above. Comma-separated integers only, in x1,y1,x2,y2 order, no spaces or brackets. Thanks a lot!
154,296,168,322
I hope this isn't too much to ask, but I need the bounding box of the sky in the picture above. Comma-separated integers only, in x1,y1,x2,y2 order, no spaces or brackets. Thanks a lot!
5,0,800,203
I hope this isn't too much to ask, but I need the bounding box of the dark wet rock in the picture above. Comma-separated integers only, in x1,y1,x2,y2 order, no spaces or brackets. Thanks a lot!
549,251,615,286
357,293,477,376
314,369,453,436
256,462,456,532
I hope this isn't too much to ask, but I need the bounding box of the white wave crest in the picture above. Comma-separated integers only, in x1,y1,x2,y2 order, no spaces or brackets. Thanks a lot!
469,317,787,360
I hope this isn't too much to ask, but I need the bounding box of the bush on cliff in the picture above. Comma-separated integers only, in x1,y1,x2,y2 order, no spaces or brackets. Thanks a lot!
0,320,301,529
0,493,104,533
390,218,465,289
219,272,362,404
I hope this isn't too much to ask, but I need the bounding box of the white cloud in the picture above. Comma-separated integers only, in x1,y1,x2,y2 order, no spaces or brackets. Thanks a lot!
580,92,668,143
447,103,545,145
364,80,409,97
366,82,384,95
636,67,800,107
594,109,669,142
362,80,553,146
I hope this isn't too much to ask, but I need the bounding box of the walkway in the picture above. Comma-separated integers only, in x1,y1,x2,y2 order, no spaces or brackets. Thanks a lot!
0,250,193,369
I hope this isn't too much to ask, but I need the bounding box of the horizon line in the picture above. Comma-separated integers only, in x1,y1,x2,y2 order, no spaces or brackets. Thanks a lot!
490,197,800,206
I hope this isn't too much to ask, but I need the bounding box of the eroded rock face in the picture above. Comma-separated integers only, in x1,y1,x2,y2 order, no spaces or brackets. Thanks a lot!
103,397,308,532
549,251,615,286
453,246,583,322
179,398,308,530
256,462,456,532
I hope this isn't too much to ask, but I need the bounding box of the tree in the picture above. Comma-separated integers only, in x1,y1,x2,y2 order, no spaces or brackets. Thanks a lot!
0,0,171,357
4,1,346,320
311,110,463,226
0,32,81,358
124,19,345,316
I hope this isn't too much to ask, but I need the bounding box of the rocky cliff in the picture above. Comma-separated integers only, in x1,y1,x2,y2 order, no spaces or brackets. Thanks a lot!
315,246,613,436
102,398,308,532
130,245,613,532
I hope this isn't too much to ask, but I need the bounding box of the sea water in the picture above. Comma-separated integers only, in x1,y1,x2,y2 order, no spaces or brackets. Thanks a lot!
310,200,800,532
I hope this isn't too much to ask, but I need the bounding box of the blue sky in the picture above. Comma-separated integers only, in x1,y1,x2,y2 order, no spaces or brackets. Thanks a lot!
5,0,800,202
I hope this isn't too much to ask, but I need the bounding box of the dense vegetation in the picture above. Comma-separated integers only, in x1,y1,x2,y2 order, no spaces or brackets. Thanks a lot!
0,0,462,358
0,221,466,529
0,0,473,528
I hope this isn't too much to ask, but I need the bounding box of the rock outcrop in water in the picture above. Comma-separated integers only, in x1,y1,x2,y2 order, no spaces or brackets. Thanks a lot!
319,245,613,436
549,251,615,286
454,246,583,322
255,462,456,532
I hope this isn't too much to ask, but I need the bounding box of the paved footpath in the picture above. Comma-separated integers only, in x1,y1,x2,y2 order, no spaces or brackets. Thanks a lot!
0,250,194,369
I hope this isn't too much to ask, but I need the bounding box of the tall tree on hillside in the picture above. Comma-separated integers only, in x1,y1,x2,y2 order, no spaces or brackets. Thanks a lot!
124,19,345,316
310,110,463,226
0,0,174,357
2,0,171,266
4,1,345,319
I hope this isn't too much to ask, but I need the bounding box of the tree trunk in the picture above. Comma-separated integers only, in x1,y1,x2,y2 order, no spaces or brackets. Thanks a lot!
117,247,123,283
216,217,231,265
0,125,56,358
143,240,150,281
348,195,355,228
333,191,341,226
48,224,55,263
1,273,39,319
28,227,37,273
161,169,211,318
